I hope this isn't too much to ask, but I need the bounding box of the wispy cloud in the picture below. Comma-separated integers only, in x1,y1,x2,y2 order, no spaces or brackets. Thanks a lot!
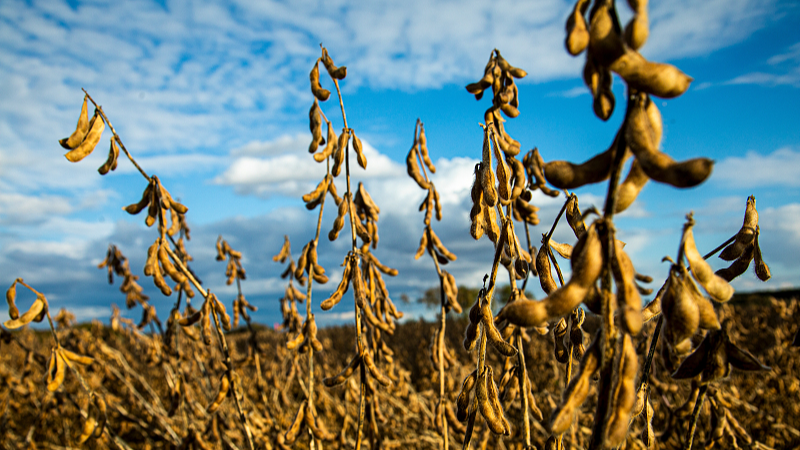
715,147,800,188
727,42,800,88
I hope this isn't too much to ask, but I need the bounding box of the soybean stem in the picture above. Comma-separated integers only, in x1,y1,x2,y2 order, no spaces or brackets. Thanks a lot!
685,384,708,450
81,88,150,182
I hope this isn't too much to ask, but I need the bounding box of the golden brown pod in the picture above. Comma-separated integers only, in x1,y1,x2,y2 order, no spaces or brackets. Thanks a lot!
321,47,347,79
456,369,478,421
481,161,498,207
323,353,362,387
612,240,643,335
59,95,90,149
615,159,648,213
309,99,323,153
565,0,590,56
627,94,712,188
77,415,98,444
477,367,506,435
407,145,430,189
537,241,558,295
480,301,517,357
47,348,67,392
310,60,331,101
6,280,18,320
720,196,758,261
4,295,45,330
65,109,105,162
60,348,94,366
332,127,349,177
207,373,230,413
754,229,771,281
419,124,436,173
364,351,392,386
604,333,639,447
623,5,649,50
352,130,367,169
661,266,700,346
284,401,307,445
549,336,600,434
315,120,338,163
98,136,119,175
429,228,456,262
542,223,604,320
682,217,734,302
543,135,620,190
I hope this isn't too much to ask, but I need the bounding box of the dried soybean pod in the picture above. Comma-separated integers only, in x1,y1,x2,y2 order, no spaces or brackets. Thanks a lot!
550,335,601,434
352,130,367,169
456,369,479,421
323,353,362,387
321,47,347,79
624,2,649,50
364,352,392,386
314,121,337,162
429,228,456,261
496,298,547,328
480,301,517,357
565,0,590,56
682,217,734,302
481,162,498,207
207,373,230,413
594,68,616,121
716,244,754,282
4,295,45,330
65,109,105,162
309,60,331,101
60,95,90,149
407,145,430,189
47,348,67,392
537,240,558,294
77,415,98,444
612,241,643,335
754,229,771,281
98,137,120,175
284,401,307,445
6,281,18,320
720,196,758,261
93,396,108,438
627,94,712,188
61,348,94,366
549,240,573,259
414,231,428,260
615,159,648,213
543,142,617,190
684,271,720,331
477,368,506,435
565,195,587,239
543,223,604,323
661,266,700,345
321,257,351,310
487,365,511,435
331,128,349,177
604,333,639,448
309,100,323,153
419,124,436,173
610,51,693,99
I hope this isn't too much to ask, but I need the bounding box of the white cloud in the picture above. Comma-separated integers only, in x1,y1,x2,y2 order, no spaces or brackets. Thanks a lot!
715,147,800,188
727,42,800,88
214,135,405,198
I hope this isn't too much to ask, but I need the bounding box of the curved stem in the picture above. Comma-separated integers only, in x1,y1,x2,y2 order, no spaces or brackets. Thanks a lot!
81,88,150,182
685,384,708,450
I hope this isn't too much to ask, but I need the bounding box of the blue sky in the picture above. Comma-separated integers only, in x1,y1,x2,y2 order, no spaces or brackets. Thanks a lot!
1,0,799,327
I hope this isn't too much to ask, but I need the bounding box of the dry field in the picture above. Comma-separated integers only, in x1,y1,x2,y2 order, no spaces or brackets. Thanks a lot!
3,1,796,449
0,295,798,449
